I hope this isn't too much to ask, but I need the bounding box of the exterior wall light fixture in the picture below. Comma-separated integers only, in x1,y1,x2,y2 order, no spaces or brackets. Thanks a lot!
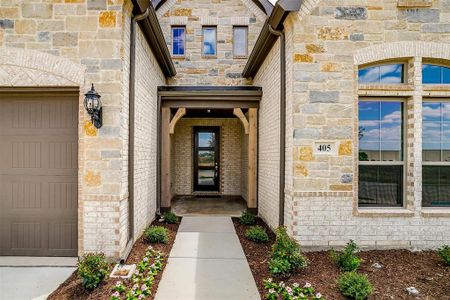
84,83,103,129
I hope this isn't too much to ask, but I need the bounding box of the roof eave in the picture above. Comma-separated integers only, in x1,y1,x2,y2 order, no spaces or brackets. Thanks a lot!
242,0,302,78
131,0,177,77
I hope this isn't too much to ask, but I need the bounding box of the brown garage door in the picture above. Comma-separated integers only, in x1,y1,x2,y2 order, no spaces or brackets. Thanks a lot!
0,93,78,256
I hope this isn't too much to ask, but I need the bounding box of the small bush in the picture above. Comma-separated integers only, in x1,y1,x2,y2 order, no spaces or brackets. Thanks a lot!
245,226,269,243
338,272,373,300
240,211,256,225
269,227,307,276
163,211,179,224
77,252,109,290
438,245,450,266
144,226,169,244
331,240,361,272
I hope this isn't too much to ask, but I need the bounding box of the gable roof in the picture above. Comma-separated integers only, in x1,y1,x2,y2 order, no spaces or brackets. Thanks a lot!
151,0,274,15
131,0,176,77
243,0,301,78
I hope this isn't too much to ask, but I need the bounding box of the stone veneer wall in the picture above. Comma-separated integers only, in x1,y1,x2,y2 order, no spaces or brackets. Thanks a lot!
285,0,450,249
253,39,281,229
172,118,245,196
0,0,164,257
156,0,265,85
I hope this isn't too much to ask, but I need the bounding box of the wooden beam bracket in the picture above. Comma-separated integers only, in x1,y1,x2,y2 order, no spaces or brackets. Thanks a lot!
169,107,186,134
233,108,249,134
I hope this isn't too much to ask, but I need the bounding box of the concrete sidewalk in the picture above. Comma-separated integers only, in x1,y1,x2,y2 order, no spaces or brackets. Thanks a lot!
155,216,260,300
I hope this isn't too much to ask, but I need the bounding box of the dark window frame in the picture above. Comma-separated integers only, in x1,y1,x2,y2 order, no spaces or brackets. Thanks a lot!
193,126,220,192
358,63,406,84
422,99,450,207
422,64,450,84
233,26,248,58
202,26,217,58
358,98,407,207
171,26,186,57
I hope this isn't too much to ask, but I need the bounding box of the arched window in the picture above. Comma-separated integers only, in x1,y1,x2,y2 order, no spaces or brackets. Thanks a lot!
358,63,404,84
422,64,450,84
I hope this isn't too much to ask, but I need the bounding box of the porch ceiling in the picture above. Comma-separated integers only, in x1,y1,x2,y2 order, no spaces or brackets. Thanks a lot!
158,86,261,108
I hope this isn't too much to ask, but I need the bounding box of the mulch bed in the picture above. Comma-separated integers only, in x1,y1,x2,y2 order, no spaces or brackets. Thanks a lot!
48,219,180,300
233,217,450,300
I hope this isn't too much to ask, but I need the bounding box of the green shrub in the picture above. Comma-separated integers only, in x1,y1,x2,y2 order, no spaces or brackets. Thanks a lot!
338,272,373,300
163,211,179,224
331,240,361,272
438,245,450,266
77,253,109,290
240,211,256,225
268,227,307,276
245,226,269,243
144,226,169,244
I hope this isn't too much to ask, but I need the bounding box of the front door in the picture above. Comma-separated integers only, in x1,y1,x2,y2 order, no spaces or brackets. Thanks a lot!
194,127,220,192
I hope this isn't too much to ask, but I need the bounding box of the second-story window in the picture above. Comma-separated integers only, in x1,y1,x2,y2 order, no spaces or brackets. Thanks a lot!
202,26,217,57
172,26,185,57
233,26,248,57
358,64,404,84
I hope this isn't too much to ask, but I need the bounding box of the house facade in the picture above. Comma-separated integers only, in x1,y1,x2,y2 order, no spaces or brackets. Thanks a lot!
0,0,449,258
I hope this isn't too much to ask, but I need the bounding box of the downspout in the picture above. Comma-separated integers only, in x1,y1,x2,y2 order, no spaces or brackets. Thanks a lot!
268,25,286,227
127,8,150,246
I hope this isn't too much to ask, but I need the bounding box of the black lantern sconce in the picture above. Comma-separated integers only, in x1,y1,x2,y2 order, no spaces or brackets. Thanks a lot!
84,84,103,129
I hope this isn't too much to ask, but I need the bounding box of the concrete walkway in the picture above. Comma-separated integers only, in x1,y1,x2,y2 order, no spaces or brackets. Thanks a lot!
0,267,75,300
155,216,260,300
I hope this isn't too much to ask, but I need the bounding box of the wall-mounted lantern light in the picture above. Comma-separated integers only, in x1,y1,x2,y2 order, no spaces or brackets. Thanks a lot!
84,84,102,129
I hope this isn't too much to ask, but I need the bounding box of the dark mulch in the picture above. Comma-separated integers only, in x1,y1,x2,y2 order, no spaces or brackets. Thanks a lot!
48,220,180,300
233,217,450,300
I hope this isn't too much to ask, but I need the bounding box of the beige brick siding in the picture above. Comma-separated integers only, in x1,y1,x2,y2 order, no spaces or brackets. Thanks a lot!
254,39,281,229
172,118,246,196
127,15,166,239
284,0,450,249
156,0,265,85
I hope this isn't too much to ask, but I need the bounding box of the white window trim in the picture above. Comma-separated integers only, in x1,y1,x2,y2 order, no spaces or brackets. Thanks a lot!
171,26,186,58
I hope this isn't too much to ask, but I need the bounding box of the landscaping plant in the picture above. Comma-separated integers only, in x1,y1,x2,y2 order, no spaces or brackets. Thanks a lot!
264,279,325,300
245,225,269,243
240,211,256,225
111,246,164,300
77,252,109,290
144,226,169,244
162,211,179,224
269,227,307,277
438,245,450,266
338,272,373,300
331,240,361,272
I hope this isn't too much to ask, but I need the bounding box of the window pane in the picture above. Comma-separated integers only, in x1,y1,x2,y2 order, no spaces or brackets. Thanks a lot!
198,150,215,167
233,27,247,57
198,132,215,147
443,66,450,84
422,102,441,121
172,27,185,56
198,169,215,185
359,66,379,83
443,143,450,162
423,64,442,84
359,165,403,207
380,64,403,84
423,166,450,207
203,27,216,56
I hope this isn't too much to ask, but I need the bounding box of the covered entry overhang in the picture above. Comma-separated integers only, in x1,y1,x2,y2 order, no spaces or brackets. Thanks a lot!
157,86,261,213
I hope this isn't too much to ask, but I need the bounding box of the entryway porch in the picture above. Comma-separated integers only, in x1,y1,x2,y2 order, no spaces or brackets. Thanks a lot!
158,86,261,215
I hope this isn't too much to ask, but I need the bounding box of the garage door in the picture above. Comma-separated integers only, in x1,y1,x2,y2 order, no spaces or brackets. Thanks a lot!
0,93,78,256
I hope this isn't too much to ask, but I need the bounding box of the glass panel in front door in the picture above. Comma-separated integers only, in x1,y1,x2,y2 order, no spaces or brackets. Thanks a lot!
195,128,219,191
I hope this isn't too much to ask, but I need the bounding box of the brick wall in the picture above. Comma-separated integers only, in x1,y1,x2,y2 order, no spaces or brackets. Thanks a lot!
253,39,281,229
286,0,450,249
156,0,265,85
172,118,245,196
126,13,166,240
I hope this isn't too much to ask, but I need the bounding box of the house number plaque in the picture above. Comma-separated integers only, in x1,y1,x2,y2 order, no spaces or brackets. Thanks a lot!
314,142,337,155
